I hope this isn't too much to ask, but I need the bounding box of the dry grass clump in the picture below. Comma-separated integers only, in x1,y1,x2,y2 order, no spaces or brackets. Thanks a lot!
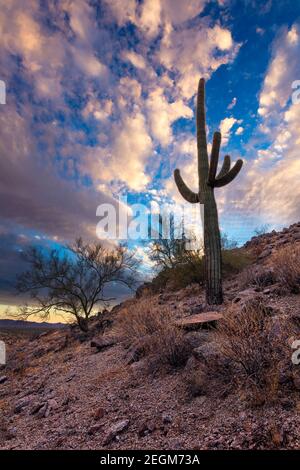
271,244,300,294
213,298,293,405
186,350,234,399
187,298,294,405
115,298,192,371
239,265,276,290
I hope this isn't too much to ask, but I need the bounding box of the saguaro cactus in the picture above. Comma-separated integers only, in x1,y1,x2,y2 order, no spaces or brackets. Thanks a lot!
174,78,243,304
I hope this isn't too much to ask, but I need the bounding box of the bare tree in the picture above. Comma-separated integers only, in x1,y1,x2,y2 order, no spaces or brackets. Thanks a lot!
16,238,139,331
149,238,187,270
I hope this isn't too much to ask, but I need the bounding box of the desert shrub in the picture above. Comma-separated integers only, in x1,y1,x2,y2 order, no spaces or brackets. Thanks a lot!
150,256,205,292
222,249,253,276
239,265,276,290
271,244,300,294
186,351,234,399
147,322,192,371
164,260,205,290
212,299,293,405
254,224,271,236
116,300,166,348
116,299,192,370
150,248,252,292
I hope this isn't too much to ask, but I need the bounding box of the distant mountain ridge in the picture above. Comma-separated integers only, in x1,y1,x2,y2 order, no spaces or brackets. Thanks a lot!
0,319,66,330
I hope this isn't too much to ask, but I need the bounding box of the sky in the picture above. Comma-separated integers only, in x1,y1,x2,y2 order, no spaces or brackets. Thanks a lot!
0,0,300,313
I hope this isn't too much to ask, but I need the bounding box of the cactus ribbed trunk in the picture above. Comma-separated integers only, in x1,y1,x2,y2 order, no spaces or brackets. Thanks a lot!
174,77,243,305
196,78,223,304
203,194,222,304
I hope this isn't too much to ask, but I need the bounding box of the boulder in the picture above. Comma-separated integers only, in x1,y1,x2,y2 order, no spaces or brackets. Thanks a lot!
193,341,220,365
90,336,115,352
292,232,300,241
233,288,260,304
258,248,272,260
175,312,223,329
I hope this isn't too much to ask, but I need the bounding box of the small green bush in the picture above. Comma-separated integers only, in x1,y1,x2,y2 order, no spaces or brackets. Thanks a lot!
222,248,253,276
150,248,253,292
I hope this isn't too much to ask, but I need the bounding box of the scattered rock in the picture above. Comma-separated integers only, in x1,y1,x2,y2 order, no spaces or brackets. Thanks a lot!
162,413,172,424
184,355,199,373
190,304,204,315
37,403,50,418
270,426,285,447
138,419,157,437
103,419,129,445
193,342,220,365
66,373,76,382
0,375,8,384
233,288,259,304
94,407,105,421
88,423,103,435
124,338,146,364
90,337,115,352
30,402,46,415
14,398,31,414
258,248,272,260
48,398,59,410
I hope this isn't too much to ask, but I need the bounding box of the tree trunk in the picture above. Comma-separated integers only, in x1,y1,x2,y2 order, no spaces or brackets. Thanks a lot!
78,317,89,332
203,189,223,305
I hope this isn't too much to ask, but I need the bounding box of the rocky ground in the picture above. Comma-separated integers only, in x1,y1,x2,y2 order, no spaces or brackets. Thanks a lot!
0,223,300,450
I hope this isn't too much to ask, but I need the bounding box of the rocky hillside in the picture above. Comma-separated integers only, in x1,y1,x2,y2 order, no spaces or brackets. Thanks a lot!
0,223,300,450
244,221,300,260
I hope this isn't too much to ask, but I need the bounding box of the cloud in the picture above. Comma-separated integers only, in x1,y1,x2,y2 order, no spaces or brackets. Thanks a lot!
0,106,118,242
82,97,113,121
102,0,137,26
220,117,238,145
122,51,146,69
82,110,153,192
158,23,239,98
222,23,300,227
73,48,108,77
228,97,237,109
0,0,244,306
258,24,300,117
139,0,162,38
146,87,193,146
104,0,206,36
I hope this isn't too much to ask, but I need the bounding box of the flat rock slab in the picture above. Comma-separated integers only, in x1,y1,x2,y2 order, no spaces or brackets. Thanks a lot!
175,312,223,329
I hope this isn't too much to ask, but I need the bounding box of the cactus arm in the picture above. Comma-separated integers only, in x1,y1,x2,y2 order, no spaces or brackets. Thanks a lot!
216,154,231,179
213,159,243,188
197,78,209,178
208,131,221,186
174,169,200,203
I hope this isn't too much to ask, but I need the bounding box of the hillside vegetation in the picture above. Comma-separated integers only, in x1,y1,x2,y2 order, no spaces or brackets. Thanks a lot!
0,223,300,450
